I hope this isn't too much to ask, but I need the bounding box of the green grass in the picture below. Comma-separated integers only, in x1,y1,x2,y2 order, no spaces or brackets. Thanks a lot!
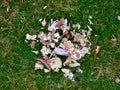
0,0,120,90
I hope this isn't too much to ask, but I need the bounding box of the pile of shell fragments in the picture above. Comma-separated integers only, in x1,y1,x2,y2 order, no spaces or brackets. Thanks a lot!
25,17,93,81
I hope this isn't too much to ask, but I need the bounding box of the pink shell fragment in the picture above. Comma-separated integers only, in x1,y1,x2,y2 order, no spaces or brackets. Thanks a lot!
56,18,65,28
40,39,46,45
54,47,71,56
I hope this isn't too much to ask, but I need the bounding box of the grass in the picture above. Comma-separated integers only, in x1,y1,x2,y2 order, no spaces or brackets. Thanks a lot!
0,0,120,90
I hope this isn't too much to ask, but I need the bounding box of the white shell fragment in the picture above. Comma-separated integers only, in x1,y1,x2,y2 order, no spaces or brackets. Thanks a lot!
82,29,87,37
71,49,82,60
118,16,120,21
31,50,39,55
54,33,60,38
41,18,47,26
61,68,74,81
95,45,100,54
72,23,81,29
30,41,36,48
63,57,80,67
49,57,62,72
41,46,51,56
76,68,83,73
44,69,50,73
54,47,71,56
48,21,58,31
35,62,44,70
26,33,37,40
49,43,55,48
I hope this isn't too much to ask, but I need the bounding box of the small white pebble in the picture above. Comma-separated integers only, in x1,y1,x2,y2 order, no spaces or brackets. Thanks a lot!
41,27,44,29
95,34,98,37
89,16,92,19
44,69,50,73
32,3,36,6
41,19,47,26
24,40,28,43
111,38,117,42
31,50,39,55
91,72,94,75
95,45,100,54
36,40,39,42
39,18,42,22
118,16,120,21
43,6,47,9
7,6,10,12
115,77,120,83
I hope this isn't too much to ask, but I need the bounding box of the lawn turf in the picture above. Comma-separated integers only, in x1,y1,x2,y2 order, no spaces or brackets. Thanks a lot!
0,0,120,90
